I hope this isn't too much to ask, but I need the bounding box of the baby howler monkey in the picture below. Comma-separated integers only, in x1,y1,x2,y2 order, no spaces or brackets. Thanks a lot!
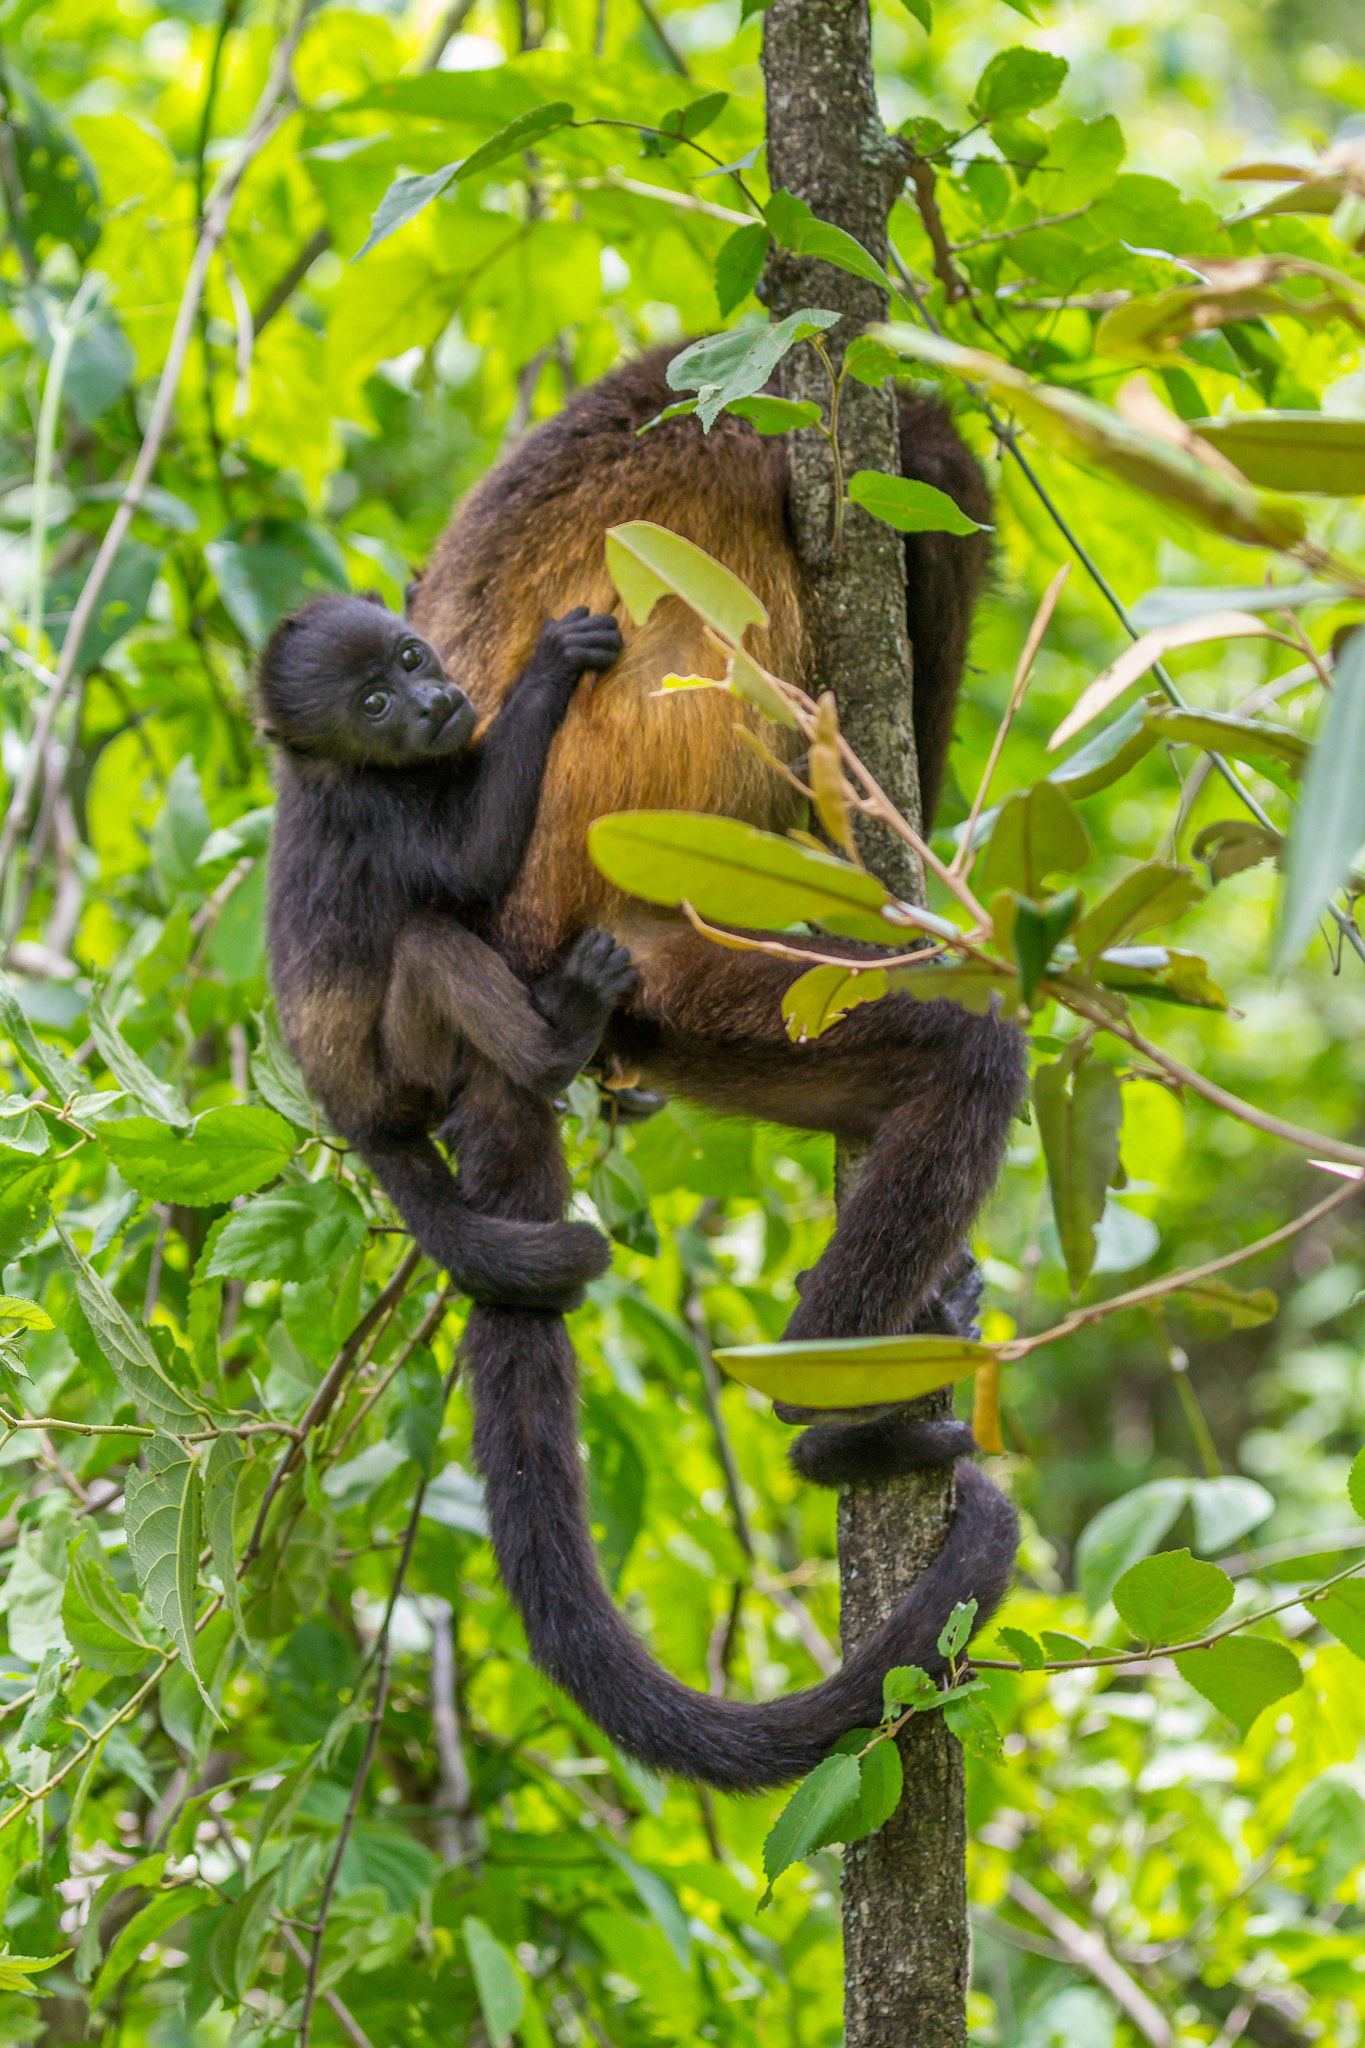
260,591,635,1312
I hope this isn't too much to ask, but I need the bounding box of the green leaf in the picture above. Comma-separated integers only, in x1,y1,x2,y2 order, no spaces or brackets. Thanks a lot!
765,192,892,292
605,521,768,645
205,1181,367,1282
149,757,212,888
205,519,349,647
1146,705,1308,775
971,46,1069,119
587,810,915,944
896,0,931,30
1034,1059,1123,1295
977,783,1090,899
781,963,889,1040
85,991,188,1126
58,1223,201,1431
88,1888,205,2010
938,1598,978,1660
846,471,991,535
1288,1766,1365,1906
124,1434,216,1718
1112,1548,1234,1645
0,980,84,1099
1130,580,1339,629
204,1437,251,1653
352,164,457,258
842,335,903,387
1173,1634,1301,1736
714,1331,993,1408
462,1917,525,2046
1187,1476,1274,1554
666,309,841,430
1277,629,1365,966
761,1753,861,1905
250,1005,318,1131
1174,1279,1277,1330
1190,412,1365,495
883,1664,938,1712
942,1692,1002,1757
1010,888,1081,1009
821,1737,906,1848
727,394,824,434
715,222,770,316
0,1294,52,1333
1073,863,1204,964
1312,1579,1365,1660
1074,1478,1189,1611
1351,1445,1365,1521
599,1844,692,1969
995,1626,1045,1669
62,1534,153,1676
99,1107,294,1206
0,1950,71,1994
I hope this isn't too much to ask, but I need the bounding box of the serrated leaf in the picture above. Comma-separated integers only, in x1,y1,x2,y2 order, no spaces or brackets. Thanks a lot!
0,1951,70,1993
847,471,990,535
205,1181,367,1281
883,1664,938,1712
58,1223,201,1430
250,1005,318,1130
1313,1579,1365,1660
851,1739,904,1834
587,810,912,944
943,1692,1002,1757
463,1917,524,2046
761,1753,861,1904
1113,1547,1234,1645
0,1294,53,1333
98,1106,294,1205
938,1599,979,1661
1075,1478,1190,1611
1277,629,1365,966
1173,1633,1301,1735
978,783,1090,899
666,309,841,430
62,1533,153,1675
605,521,767,645
1034,1059,1123,1294
85,991,188,1127
714,1332,995,1408
0,976,86,1097
716,222,771,316
125,1435,216,1718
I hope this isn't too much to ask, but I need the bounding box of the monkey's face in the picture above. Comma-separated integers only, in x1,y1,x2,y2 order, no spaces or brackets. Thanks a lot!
259,593,477,768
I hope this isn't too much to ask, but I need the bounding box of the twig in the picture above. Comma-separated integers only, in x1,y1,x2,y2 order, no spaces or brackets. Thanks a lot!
1007,1875,1174,2047
952,204,1091,252
298,1476,428,2046
0,6,311,927
238,1244,423,1575
426,1596,479,1864
1002,1175,1361,1359
954,563,1070,873
633,0,689,76
276,1920,378,2048
902,150,962,302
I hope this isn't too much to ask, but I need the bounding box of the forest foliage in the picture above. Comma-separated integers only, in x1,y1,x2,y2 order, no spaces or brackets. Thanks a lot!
4,0,1365,2040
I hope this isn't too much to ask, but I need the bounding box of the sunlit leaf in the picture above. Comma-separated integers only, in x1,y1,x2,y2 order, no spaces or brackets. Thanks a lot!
605,520,768,645
713,1332,994,1407
1073,863,1203,962
977,783,1090,898
98,1107,294,1205
1113,1548,1234,1645
847,471,991,535
1173,1634,1301,1735
1189,412,1365,495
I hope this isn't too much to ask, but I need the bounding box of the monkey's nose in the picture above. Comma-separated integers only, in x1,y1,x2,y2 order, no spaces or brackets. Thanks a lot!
426,688,456,724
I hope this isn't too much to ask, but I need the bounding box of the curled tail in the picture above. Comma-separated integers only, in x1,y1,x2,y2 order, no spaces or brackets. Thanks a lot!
354,1131,609,1312
463,1303,1018,1792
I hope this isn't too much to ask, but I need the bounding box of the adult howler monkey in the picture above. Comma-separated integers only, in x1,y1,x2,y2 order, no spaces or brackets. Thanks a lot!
401,346,1027,1790
260,592,637,1313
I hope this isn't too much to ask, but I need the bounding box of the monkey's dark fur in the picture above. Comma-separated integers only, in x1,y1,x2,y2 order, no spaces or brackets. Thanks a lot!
261,593,636,1313
395,344,1025,1789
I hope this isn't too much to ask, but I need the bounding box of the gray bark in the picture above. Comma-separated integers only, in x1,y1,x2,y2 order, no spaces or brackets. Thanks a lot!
762,5,969,2043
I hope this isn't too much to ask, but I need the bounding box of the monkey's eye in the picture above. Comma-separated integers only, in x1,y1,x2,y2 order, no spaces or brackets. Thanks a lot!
397,641,426,673
361,689,391,719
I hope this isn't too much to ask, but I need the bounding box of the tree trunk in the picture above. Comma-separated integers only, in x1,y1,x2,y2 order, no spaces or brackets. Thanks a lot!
761,6,969,2043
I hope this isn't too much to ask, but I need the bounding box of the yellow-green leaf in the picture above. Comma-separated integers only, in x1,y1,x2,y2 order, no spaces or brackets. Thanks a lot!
713,1332,994,1407
605,520,768,647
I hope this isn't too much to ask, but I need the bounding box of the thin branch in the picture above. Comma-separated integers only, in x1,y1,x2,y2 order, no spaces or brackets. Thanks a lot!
1007,1876,1175,2048
952,204,1091,252
298,1474,429,2046
1003,1176,1361,1360
0,7,311,923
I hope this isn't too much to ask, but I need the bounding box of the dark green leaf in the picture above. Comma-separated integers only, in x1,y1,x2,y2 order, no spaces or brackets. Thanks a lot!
462,1917,524,2046
86,991,187,1126
205,519,349,646
765,191,890,291
943,1692,1002,1757
895,0,932,31
62,1533,152,1676
58,1223,201,1430
995,1627,1045,1669
125,1434,215,1716
977,783,1090,899
1073,863,1203,963
1011,888,1081,1009
727,394,823,433
666,308,841,429
937,1598,978,1660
